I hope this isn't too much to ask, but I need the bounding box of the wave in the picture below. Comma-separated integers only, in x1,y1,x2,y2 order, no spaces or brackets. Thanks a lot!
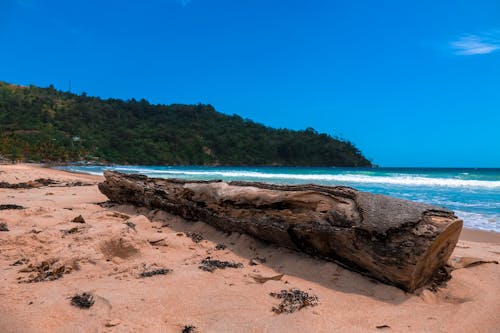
62,165,500,232
454,210,499,232
81,170,103,176
106,168,500,189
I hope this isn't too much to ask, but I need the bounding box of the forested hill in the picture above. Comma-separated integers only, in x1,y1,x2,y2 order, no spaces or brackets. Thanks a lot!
0,81,371,166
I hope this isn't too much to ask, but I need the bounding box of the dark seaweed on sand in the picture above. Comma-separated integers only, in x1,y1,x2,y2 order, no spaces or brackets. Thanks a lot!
0,204,24,210
11,258,29,266
139,268,172,278
198,257,243,272
214,243,227,250
70,292,94,309
18,259,72,283
186,232,204,243
428,265,453,292
0,178,59,189
34,178,59,186
182,325,196,333
60,226,82,236
270,288,319,314
1,179,91,188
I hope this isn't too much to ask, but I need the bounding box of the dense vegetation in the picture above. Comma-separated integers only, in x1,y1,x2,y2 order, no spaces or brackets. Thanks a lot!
0,81,371,166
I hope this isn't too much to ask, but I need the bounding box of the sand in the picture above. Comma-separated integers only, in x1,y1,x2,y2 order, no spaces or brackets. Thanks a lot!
1,164,499,333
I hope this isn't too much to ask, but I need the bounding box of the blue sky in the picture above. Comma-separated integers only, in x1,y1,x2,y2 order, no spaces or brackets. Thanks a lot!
1,0,499,167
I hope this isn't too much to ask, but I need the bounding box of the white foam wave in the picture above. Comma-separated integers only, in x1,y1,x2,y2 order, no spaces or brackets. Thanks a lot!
435,200,500,209
65,166,500,232
109,169,500,189
454,210,499,232
84,171,103,176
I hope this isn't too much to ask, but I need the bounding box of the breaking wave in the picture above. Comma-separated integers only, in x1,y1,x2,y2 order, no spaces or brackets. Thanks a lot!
109,167,500,189
58,165,500,232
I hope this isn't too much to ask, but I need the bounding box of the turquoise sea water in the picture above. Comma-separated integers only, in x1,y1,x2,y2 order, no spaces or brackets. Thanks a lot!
60,165,500,232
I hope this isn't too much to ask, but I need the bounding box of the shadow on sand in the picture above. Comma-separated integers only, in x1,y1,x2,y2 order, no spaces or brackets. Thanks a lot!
100,202,415,305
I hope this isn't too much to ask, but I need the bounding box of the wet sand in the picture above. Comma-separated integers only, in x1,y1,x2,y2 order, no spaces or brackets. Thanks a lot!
1,164,499,333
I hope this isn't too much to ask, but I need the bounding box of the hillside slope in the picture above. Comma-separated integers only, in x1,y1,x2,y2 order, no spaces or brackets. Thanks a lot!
0,81,371,166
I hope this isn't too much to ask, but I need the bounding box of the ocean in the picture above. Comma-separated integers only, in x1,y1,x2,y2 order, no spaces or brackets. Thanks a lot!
60,165,500,232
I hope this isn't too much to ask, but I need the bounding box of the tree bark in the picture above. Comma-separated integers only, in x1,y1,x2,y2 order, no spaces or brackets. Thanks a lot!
98,171,462,292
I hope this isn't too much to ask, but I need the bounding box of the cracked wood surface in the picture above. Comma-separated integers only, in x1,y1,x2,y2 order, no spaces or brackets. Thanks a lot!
98,171,462,291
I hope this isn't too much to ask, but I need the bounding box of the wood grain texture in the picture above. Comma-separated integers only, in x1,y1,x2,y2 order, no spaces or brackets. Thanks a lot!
98,171,463,291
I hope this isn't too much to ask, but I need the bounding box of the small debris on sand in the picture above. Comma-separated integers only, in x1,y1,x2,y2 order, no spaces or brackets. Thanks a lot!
0,178,61,189
376,325,391,329
250,273,284,284
0,180,38,189
182,325,196,333
428,265,452,292
96,201,119,208
139,268,172,278
18,259,72,283
71,215,86,223
70,292,94,309
148,238,168,246
110,211,130,219
249,257,266,266
0,222,9,231
11,258,29,266
269,288,319,314
69,181,92,187
186,232,203,243
61,226,82,236
105,319,121,327
199,257,243,272
34,178,59,186
450,256,499,269
215,243,227,250
124,221,137,231
0,204,24,210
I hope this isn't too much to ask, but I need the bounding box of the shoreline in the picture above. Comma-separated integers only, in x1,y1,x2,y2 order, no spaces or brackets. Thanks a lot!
9,163,500,241
53,163,500,240
5,163,500,239
1,163,499,332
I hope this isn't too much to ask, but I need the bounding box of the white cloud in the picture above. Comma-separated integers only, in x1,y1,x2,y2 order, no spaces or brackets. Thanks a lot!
451,34,499,56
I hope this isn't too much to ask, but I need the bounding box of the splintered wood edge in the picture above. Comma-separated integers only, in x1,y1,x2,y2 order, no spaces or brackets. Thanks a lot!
410,216,463,291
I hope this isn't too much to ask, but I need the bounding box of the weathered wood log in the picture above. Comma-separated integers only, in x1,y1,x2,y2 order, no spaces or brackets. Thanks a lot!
98,171,463,292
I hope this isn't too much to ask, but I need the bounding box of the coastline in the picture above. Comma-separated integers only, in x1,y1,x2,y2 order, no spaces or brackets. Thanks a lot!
1,163,499,332
4,163,500,241
53,163,500,240
56,163,500,233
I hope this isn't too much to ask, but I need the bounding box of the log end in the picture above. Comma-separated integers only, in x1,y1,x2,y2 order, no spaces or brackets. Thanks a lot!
409,215,463,292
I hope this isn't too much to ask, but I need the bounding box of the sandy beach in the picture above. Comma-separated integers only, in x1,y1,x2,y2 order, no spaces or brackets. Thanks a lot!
1,164,499,333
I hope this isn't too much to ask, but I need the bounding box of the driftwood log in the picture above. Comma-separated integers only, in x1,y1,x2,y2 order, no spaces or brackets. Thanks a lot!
98,171,463,291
